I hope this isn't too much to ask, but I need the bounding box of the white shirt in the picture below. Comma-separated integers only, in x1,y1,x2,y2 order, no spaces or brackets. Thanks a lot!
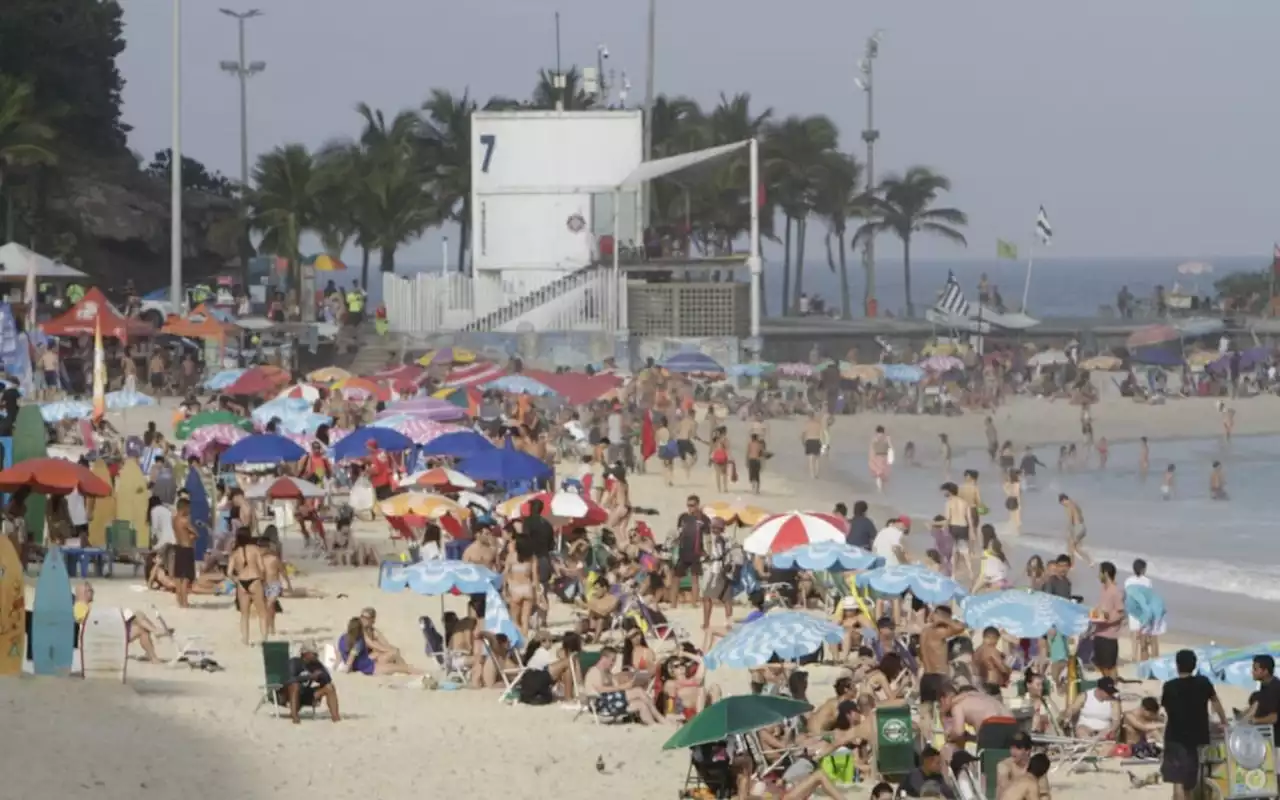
150,505,175,547
67,490,88,527
526,646,554,671
606,412,623,443
872,526,906,566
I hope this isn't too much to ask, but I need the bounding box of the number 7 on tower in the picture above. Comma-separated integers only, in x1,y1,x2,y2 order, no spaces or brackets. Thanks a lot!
479,134,496,173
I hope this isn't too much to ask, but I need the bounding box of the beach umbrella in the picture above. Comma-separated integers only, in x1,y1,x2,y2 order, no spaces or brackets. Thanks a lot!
742,512,847,556
417,347,478,367
959,589,1091,638
457,439,553,483
1124,585,1167,637
775,363,814,378
855,565,967,605
275,383,322,403
203,368,246,390
495,490,609,526
269,411,332,435
882,364,924,383
419,430,495,459
1208,642,1280,674
432,385,482,411
1079,355,1122,371
444,362,505,388
379,492,470,521
772,541,883,572
662,351,725,375
0,458,112,496
225,365,292,397
379,559,499,595
181,423,249,457
40,400,93,423
246,476,325,500
175,409,254,440
727,362,776,378
483,585,523,648
702,500,771,527
331,426,414,460
1127,324,1180,350
409,467,477,491
371,363,425,383
305,253,346,271
703,611,843,670
663,695,813,751
919,355,964,372
333,376,391,402
456,491,492,514
307,366,351,383
382,397,468,422
1136,647,1223,681
219,433,306,465
1130,347,1184,367
369,415,462,446
842,363,884,382
105,388,157,409
1027,350,1070,368
482,374,559,396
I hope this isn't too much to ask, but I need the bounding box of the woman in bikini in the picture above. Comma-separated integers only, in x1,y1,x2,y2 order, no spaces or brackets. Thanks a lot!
708,428,731,493
621,627,656,678
861,652,911,705
603,467,633,531
227,528,268,645
504,534,538,638
658,650,721,719
260,536,290,637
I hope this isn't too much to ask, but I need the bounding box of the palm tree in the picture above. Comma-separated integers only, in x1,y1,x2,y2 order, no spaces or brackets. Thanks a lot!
648,96,707,231
765,114,838,314
0,76,57,241
353,103,436,272
684,93,771,256
851,167,968,316
421,89,480,274
313,140,369,281
531,68,594,110
248,144,319,291
812,152,867,318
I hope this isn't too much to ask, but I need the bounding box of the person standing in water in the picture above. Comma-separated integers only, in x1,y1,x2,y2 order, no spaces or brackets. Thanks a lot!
939,433,953,480
1162,464,1176,500
1096,437,1109,470
868,426,893,493
1019,446,1045,490
1220,403,1235,442
801,412,825,479
1209,461,1228,500
1058,494,1094,566
958,470,984,567
1138,436,1150,481
984,417,999,463
942,482,975,579
745,433,766,495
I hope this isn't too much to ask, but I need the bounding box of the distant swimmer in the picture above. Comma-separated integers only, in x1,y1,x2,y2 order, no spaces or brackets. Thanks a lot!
1161,464,1175,500
1058,493,1094,566
1097,437,1109,470
1210,461,1228,501
939,433,953,480
1138,437,1149,481
1019,446,1045,490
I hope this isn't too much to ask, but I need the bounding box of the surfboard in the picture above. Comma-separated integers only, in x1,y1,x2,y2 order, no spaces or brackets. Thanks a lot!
185,468,212,561
0,536,24,676
80,607,127,683
87,461,115,549
13,405,47,544
31,547,74,676
114,459,150,550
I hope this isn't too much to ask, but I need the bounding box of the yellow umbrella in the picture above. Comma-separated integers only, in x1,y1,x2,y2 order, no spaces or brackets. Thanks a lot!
702,500,771,527
921,341,959,356
495,492,539,519
416,347,478,367
1186,350,1217,368
378,492,470,519
1079,355,1121,371
311,253,347,271
841,363,884,381
307,366,352,383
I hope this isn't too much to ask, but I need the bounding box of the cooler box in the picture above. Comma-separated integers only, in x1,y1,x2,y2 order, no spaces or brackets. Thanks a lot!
874,703,915,780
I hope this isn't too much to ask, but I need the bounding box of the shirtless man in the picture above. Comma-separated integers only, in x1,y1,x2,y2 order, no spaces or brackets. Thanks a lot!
942,482,975,578
940,685,1012,763
171,498,196,608
674,413,698,479
800,412,825,479
958,470,983,566
919,606,968,738
582,646,668,725
996,733,1051,799
1057,493,1093,566
999,752,1051,800
808,677,858,733
462,532,499,571
1209,461,1228,500
974,626,1012,696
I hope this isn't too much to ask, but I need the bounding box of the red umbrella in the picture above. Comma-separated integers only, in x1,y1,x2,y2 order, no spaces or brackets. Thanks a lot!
371,363,425,383
1126,324,1179,350
225,365,292,397
0,458,112,497
742,511,847,555
444,362,505,388
253,476,325,501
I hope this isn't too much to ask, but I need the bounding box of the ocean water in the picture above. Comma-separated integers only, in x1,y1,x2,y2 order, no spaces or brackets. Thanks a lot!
842,434,1280,607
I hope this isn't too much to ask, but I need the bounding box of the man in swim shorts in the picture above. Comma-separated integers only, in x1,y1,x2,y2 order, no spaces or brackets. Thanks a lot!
1058,493,1094,566
941,482,974,578
801,412,825,479
674,413,698,478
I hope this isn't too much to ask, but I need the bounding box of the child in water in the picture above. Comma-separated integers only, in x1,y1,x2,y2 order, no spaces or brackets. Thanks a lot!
1161,464,1175,500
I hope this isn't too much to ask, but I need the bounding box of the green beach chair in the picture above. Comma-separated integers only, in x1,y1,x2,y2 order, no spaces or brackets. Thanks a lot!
254,641,292,717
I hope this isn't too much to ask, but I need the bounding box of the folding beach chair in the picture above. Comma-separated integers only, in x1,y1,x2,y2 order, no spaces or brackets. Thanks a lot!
481,637,528,705
254,641,317,718
418,615,469,684
570,650,637,725
1037,727,1112,774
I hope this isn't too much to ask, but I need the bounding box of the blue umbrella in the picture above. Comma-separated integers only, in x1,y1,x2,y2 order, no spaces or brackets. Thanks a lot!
220,433,306,465
252,397,311,426
420,430,495,459
484,585,524,648
457,438,553,483
1207,642,1280,674
106,388,157,409
332,426,415,460
1124,585,1166,633
662,351,725,374
1216,660,1259,689
882,364,924,383
40,400,92,422
380,559,501,595
960,589,1091,638
204,368,246,390
704,611,843,670
1136,647,1222,681
772,541,883,571
483,374,559,396
271,411,332,435
855,565,967,605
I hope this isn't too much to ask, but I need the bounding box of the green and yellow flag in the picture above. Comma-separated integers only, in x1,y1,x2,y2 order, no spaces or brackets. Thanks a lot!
997,239,1018,260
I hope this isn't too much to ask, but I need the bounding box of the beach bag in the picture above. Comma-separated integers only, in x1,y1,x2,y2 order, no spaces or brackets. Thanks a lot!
819,752,857,785
887,447,895,465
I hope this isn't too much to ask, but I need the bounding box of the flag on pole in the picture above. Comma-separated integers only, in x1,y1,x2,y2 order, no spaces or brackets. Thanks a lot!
996,239,1018,260
91,316,106,421
934,271,971,318
1035,206,1053,245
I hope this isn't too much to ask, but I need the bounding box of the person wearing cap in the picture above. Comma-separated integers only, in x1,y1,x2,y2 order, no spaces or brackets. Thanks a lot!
1063,675,1122,740
280,641,340,724
996,732,1050,798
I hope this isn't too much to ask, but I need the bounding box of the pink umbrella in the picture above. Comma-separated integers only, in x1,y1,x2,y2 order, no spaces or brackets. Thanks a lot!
445,362,505,388
370,363,425,383
375,418,463,445
918,355,964,373
182,424,248,457
742,511,847,556
380,398,468,422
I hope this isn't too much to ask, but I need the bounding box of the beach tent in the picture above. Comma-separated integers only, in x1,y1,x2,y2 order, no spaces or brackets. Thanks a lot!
42,287,154,341
0,242,90,280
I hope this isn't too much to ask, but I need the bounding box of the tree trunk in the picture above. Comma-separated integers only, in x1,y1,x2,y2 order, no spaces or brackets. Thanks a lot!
457,197,471,275
838,230,851,319
902,236,914,317
780,216,792,316
380,246,396,272
360,246,371,287
792,217,808,314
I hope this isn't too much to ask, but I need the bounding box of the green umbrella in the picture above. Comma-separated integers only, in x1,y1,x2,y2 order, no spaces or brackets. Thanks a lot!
174,410,255,440
661,695,812,751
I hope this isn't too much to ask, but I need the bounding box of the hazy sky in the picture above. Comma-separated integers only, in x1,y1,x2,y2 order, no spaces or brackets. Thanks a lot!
118,0,1280,267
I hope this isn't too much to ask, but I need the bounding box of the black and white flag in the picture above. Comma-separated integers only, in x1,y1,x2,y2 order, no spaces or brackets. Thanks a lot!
1035,206,1053,245
935,271,971,318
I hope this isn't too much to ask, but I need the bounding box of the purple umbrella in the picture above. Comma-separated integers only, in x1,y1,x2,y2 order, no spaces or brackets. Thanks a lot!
380,398,469,422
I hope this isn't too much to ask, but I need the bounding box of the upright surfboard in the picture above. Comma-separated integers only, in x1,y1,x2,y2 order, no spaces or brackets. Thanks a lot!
114,459,150,549
13,405,47,544
80,607,127,683
0,536,24,675
87,461,115,549
31,547,74,676
185,468,212,561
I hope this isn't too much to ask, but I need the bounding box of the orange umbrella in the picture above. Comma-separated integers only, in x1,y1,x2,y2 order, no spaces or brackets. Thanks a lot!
333,376,390,402
161,311,238,340
225,365,292,397
0,458,112,496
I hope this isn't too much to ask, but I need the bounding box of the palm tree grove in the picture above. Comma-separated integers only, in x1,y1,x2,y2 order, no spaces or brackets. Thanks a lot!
2,1,969,318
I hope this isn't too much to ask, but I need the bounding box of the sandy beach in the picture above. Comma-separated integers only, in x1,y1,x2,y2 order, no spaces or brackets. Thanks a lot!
3,385,1272,800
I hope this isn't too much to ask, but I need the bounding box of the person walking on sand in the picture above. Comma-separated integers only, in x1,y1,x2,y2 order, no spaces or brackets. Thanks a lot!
1058,493,1094,566
868,426,892,493
674,412,698,480
942,482,975,579
958,470,984,566
801,412,825,479
170,498,196,609
984,417,999,463
745,433,766,494
1209,461,1228,500
228,527,269,645
1220,403,1235,442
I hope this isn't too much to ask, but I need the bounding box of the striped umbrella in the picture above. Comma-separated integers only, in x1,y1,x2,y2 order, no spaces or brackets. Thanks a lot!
379,491,470,519
182,423,249,457
409,467,477,490
369,416,463,445
417,347,478,367
495,490,609,526
275,383,322,403
743,512,847,556
307,366,352,383
444,362,505,388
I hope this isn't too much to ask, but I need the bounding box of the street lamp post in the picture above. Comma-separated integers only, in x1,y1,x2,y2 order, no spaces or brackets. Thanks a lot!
855,31,883,316
219,9,265,200
171,0,183,308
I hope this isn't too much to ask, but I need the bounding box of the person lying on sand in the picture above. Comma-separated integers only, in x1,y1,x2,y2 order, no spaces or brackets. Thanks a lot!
148,561,228,595
74,582,171,662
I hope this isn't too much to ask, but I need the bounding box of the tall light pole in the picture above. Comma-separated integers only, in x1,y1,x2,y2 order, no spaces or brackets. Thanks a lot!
855,30,883,316
642,0,656,228
170,0,183,308
219,9,265,201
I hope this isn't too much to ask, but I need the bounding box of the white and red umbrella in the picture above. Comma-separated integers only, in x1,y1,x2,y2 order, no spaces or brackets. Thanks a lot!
408,467,477,490
743,511,847,556
246,476,325,500
275,383,322,403
496,490,609,526
445,362,505,388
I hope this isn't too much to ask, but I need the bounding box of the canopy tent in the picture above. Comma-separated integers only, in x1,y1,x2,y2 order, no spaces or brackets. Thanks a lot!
41,287,154,341
0,242,90,280
161,310,239,340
